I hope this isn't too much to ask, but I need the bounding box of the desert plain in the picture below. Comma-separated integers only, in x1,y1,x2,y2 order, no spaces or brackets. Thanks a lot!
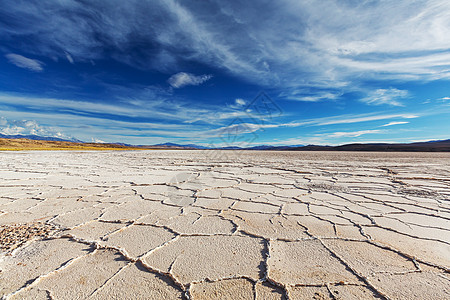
0,150,449,299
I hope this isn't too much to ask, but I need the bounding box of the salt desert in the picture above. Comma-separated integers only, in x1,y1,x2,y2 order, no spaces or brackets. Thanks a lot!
0,150,449,299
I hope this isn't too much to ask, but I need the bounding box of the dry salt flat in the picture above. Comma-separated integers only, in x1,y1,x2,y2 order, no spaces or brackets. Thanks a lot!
0,150,449,300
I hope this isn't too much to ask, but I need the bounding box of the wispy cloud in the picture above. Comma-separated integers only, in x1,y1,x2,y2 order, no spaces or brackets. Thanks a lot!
5,54,44,72
201,112,419,136
65,52,74,64
381,121,409,127
234,98,246,107
360,88,409,106
168,72,212,88
245,129,385,146
327,130,382,138
0,110,211,143
0,91,270,142
291,113,418,127
0,92,228,124
278,90,342,102
266,129,384,146
3,1,450,92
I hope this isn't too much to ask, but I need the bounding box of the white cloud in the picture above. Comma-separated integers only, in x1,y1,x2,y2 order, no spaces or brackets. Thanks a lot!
0,116,73,140
278,90,342,102
65,52,74,64
235,98,246,107
226,98,248,110
168,72,212,88
327,130,382,138
288,113,419,127
360,88,409,106
91,138,106,143
209,122,259,136
381,121,409,127
5,54,44,72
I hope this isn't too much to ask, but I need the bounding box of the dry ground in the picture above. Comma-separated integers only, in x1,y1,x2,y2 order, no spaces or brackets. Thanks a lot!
0,137,145,151
0,150,449,299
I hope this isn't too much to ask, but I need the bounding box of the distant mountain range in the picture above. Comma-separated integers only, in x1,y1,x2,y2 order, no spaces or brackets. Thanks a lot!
159,139,450,152
142,140,450,151
153,142,210,149
1,133,449,151
284,139,450,152
152,143,305,150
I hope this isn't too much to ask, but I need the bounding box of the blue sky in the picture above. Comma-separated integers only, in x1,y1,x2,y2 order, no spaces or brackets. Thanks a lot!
1,0,450,146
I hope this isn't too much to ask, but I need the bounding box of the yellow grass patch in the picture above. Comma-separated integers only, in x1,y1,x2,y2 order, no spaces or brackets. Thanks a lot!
0,138,147,151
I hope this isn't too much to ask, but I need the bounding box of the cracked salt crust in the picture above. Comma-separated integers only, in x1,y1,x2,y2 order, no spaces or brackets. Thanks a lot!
14,249,129,299
101,224,176,258
222,211,309,240
0,238,93,296
369,271,450,299
268,239,361,285
89,262,184,299
322,240,417,275
1,150,449,299
143,235,265,285
157,214,236,235
189,278,254,299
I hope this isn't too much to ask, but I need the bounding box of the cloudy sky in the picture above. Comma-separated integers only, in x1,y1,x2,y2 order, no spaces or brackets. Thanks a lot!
1,0,450,146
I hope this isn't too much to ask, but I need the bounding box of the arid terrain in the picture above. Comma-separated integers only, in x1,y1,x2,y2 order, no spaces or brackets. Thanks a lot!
0,138,146,151
0,150,449,299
